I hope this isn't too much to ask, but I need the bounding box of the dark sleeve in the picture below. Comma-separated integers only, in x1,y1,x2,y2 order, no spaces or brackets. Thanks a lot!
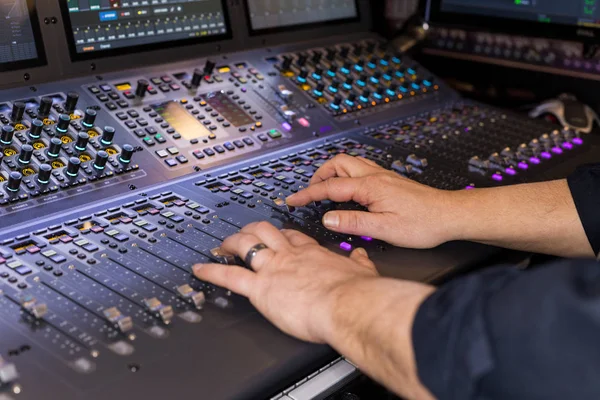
412,259,600,400
568,163,600,256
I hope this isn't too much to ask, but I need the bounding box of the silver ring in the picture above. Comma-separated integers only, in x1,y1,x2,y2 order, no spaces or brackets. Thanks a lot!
244,243,269,268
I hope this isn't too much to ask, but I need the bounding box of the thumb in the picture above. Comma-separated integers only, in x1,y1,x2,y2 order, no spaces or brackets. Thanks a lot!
349,247,376,272
323,210,385,238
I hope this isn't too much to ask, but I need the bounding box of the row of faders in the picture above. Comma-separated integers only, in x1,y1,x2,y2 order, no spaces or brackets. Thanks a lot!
0,93,138,203
275,39,439,118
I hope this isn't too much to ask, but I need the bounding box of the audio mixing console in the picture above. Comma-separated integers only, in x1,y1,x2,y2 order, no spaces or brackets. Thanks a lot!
0,1,598,399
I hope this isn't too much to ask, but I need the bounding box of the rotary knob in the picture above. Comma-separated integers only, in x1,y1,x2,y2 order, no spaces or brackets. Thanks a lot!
65,92,79,113
66,157,81,177
29,119,43,139
38,97,53,118
119,144,134,164
1,125,14,145
6,171,22,192
74,132,89,152
11,102,25,122
18,144,33,164
135,79,149,98
203,60,216,76
101,126,115,145
191,68,203,87
93,150,109,170
37,164,52,185
47,137,62,158
56,114,70,133
281,56,293,70
82,109,97,128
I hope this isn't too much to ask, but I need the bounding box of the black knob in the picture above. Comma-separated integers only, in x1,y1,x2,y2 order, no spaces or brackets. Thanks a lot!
82,109,97,128
358,74,367,83
328,65,338,74
361,89,371,99
119,144,134,164
340,47,350,58
11,102,25,122
298,69,308,79
367,42,377,53
18,144,33,164
389,83,398,92
6,171,22,192
326,48,337,61
38,97,52,117
296,53,308,67
203,60,216,76
343,61,352,70
191,68,203,87
330,79,340,89
65,92,79,113
1,125,14,145
37,164,52,185
369,57,379,66
311,51,322,64
29,119,43,139
376,87,385,96
66,157,81,177
74,132,89,151
333,95,342,106
93,150,109,170
345,77,354,86
135,79,149,98
48,137,62,158
315,83,325,92
347,93,357,102
56,114,70,133
101,126,115,145
313,67,323,76
356,59,365,68
281,56,292,70
353,45,363,56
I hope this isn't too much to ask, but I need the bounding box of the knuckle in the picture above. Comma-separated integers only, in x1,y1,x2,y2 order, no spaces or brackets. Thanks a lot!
255,221,272,231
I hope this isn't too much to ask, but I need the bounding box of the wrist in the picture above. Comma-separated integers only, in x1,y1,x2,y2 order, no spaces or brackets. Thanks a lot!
441,188,483,243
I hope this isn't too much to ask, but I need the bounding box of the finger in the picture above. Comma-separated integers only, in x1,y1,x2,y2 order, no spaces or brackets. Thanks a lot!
221,232,276,271
356,156,380,168
287,177,371,207
349,248,377,272
323,210,388,238
281,229,318,247
240,221,292,252
192,264,256,298
310,154,383,185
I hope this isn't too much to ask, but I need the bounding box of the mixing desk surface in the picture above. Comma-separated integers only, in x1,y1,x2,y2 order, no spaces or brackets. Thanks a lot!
0,1,599,399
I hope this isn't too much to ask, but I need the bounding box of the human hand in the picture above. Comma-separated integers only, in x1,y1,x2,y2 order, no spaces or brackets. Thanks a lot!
193,221,378,343
286,154,457,249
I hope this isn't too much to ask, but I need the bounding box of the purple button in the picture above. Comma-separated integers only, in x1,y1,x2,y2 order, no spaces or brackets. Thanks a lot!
340,242,352,252
573,137,583,145
505,168,517,176
360,236,373,242
465,185,475,190
518,162,529,170
541,151,552,159
282,122,292,131
562,142,573,150
551,147,563,154
492,173,503,182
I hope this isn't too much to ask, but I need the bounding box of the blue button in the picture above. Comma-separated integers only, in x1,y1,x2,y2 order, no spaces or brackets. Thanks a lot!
99,11,118,21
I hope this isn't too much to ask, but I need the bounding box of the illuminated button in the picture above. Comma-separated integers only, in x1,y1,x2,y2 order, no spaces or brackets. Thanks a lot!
155,150,168,158
268,129,282,139
192,150,205,159
208,133,217,140
167,147,179,155
180,99,188,104
176,155,188,164
164,159,177,167
223,142,235,151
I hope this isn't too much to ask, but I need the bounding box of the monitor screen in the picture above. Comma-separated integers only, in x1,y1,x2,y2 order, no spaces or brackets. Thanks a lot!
247,0,359,33
0,0,46,71
440,0,599,27
61,0,230,60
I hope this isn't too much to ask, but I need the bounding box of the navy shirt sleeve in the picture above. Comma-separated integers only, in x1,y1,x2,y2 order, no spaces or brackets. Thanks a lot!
412,260,600,400
568,163,600,257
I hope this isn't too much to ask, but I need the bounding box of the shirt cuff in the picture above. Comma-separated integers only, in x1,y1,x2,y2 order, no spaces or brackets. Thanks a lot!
567,163,600,257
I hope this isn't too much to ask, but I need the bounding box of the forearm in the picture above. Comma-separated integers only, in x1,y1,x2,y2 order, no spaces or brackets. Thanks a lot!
448,179,594,258
323,278,436,400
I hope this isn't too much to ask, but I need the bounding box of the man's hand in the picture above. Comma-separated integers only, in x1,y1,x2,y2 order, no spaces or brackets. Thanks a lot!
193,221,378,343
287,154,456,249
193,221,436,400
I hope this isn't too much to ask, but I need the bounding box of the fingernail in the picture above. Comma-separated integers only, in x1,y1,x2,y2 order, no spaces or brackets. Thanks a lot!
192,265,203,274
323,212,340,228
356,248,368,257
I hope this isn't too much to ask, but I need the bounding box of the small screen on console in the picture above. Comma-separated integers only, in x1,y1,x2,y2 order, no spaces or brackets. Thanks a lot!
203,91,254,127
61,0,230,60
246,0,359,32
152,101,217,141
0,0,46,71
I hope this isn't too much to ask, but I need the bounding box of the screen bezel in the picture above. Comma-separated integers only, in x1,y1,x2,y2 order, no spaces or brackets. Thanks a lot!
0,0,47,72
58,0,233,62
244,0,361,36
426,0,600,43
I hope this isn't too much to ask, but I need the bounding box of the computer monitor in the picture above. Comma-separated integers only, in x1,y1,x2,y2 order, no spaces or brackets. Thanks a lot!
426,0,600,42
60,0,231,61
246,0,359,34
0,0,46,72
